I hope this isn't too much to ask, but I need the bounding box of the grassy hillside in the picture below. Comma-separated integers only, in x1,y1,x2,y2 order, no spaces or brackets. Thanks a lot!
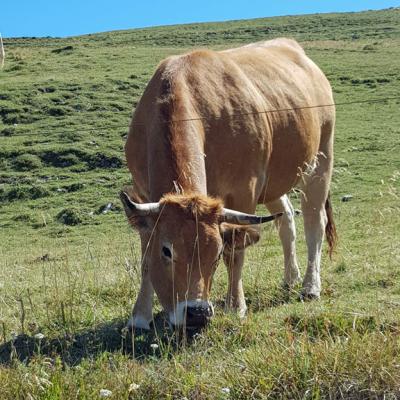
1,8,400,399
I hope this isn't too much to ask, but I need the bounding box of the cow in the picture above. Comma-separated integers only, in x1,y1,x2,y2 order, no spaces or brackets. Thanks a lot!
120,38,337,330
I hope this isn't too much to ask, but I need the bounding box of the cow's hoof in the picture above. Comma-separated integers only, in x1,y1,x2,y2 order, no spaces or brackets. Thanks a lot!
237,307,247,319
299,291,320,302
126,315,151,330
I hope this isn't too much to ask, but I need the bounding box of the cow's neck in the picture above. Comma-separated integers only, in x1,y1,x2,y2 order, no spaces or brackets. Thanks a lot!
147,76,207,201
147,120,207,201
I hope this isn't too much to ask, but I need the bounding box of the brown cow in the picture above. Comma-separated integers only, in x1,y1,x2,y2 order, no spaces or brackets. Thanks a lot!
121,38,336,329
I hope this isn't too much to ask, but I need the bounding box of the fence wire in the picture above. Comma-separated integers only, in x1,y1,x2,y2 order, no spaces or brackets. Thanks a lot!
3,95,400,137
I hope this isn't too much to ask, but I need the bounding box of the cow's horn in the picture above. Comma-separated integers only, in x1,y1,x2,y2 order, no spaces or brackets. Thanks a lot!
221,208,283,225
119,191,160,217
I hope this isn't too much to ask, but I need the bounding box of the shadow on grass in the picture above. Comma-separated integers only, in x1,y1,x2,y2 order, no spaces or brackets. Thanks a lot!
245,285,303,312
212,286,303,318
0,312,198,366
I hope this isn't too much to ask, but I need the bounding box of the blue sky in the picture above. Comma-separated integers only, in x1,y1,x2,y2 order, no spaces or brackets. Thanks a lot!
1,1,398,38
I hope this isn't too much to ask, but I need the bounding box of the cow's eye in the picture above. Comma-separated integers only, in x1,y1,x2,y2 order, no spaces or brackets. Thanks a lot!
162,246,172,259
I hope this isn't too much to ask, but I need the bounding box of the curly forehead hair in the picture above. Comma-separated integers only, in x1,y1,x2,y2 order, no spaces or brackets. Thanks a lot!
160,193,223,220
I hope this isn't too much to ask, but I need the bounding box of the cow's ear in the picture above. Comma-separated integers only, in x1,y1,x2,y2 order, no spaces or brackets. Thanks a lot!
120,191,157,232
126,214,155,232
220,224,260,251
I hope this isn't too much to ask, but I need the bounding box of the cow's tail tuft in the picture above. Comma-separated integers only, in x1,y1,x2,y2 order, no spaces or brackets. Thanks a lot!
325,192,337,260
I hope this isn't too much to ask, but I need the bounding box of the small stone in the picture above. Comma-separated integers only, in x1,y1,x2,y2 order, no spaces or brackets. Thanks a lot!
102,203,113,214
99,389,112,398
341,195,353,202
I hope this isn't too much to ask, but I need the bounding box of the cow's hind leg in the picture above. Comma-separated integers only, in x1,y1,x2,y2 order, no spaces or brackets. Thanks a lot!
300,137,334,299
266,195,301,287
127,236,154,330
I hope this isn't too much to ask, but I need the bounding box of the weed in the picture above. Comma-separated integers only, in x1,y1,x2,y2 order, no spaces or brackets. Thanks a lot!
56,208,87,225
0,185,51,202
0,127,16,136
13,154,43,171
51,46,74,54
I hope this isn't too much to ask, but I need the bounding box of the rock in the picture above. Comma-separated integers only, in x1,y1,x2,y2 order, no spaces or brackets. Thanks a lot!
341,195,353,202
99,389,112,398
101,203,113,214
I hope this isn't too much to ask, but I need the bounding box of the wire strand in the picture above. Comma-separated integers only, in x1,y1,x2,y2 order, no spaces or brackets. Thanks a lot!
3,95,400,136
129,96,400,127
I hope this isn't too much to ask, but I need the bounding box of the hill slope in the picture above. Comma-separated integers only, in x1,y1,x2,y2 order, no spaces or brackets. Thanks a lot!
1,8,400,399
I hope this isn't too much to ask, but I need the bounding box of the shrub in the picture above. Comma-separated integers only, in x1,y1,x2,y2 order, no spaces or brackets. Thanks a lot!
62,132,83,142
377,78,391,83
47,106,68,116
363,44,375,51
13,214,34,223
87,153,123,169
64,183,85,192
38,86,56,93
1,127,16,136
40,150,83,167
56,208,84,226
0,185,50,202
56,154,80,167
14,154,43,171
2,113,39,124
51,46,74,54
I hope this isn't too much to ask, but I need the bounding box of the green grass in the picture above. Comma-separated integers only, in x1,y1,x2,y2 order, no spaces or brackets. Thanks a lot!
1,7,400,399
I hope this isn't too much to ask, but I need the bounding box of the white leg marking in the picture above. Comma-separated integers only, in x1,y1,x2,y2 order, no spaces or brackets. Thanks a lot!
127,315,151,330
301,208,327,298
267,195,301,287
299,148,332,298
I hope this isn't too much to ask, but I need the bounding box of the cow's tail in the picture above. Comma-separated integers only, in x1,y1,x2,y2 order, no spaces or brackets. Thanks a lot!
325,192,337,260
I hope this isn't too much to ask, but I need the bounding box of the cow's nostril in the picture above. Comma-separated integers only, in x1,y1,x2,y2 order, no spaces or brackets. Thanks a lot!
185,305,213,327
186,306,202,318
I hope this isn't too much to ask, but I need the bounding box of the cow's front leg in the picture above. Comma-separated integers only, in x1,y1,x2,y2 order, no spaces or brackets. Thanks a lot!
127,235,154,330
223,249,247,318
127,264,154,330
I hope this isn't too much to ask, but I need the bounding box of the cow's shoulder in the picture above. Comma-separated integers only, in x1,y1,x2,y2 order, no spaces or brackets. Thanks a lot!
221,38,304,55
255,38,305,53
157,50,218,75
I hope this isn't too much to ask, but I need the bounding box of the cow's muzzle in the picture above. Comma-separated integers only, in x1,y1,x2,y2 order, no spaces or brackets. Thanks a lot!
169,300,214,329
185,304,214,328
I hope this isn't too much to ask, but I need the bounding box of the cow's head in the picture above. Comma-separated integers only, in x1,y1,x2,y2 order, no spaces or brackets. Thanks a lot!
120,191,281,329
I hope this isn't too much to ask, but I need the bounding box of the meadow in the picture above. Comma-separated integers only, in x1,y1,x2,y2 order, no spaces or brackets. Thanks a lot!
0,8,400,399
